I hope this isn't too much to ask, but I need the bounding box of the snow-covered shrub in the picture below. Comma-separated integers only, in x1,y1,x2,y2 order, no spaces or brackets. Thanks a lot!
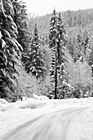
33,94,49,100
0,99,8,104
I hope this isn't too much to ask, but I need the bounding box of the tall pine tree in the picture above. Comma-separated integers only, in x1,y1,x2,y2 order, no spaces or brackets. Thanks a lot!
12,0,30,64
25,24,46,79
57,13,68,99
49,9,58,99
49,10,68,99
0,0,22,99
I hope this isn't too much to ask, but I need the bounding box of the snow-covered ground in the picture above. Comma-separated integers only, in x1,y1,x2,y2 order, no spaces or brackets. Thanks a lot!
0,95,93,139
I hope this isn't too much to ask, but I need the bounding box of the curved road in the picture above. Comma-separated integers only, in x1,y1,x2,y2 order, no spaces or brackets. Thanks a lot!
2,106,93,140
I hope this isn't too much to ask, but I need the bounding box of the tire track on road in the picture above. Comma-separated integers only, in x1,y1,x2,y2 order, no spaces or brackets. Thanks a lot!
2,106,91,140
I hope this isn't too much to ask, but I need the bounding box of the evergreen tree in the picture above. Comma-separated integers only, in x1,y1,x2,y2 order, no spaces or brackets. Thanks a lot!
25,24,46,79
57,13,68,99
12,0,30,63
68,36,75,59
49,9,57,99
75,33,82,59
0,0,22,99
88,47,93,66
74,30,90,62
82,30,90,61
49,10,67,99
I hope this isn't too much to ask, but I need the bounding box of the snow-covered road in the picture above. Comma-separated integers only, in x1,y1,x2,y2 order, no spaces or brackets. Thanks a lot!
1,105,93,140
0,97,93,140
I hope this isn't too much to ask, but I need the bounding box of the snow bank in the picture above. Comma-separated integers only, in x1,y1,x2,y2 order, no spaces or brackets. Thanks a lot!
15,99,48,109
0,96,93,112
33,94,49,100
0,99,13,112
0,99,8,104
0,95,51,111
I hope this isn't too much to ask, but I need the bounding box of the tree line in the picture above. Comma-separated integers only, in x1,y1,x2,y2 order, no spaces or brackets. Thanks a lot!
0,0,93,101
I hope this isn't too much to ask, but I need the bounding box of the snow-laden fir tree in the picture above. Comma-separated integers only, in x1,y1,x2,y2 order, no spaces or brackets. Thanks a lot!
49,9,58,99
73,31,90,63
12,0,30,64
82,30,90,61
0,0,22,99
74,32,82,61
49,10,68,99
57,13,68,99
25,24,46,79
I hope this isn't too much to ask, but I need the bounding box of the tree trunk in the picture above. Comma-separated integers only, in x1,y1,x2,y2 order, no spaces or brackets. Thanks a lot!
54,45,58,99
55,63,57,99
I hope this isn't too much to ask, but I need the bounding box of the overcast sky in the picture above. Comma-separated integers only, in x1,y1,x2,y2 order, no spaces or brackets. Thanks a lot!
23,0,93,16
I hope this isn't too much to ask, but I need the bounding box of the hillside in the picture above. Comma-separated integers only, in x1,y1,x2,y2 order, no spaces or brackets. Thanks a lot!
28,9,93,37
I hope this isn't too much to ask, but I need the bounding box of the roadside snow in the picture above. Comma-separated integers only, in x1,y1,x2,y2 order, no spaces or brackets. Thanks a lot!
0,96,93,139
